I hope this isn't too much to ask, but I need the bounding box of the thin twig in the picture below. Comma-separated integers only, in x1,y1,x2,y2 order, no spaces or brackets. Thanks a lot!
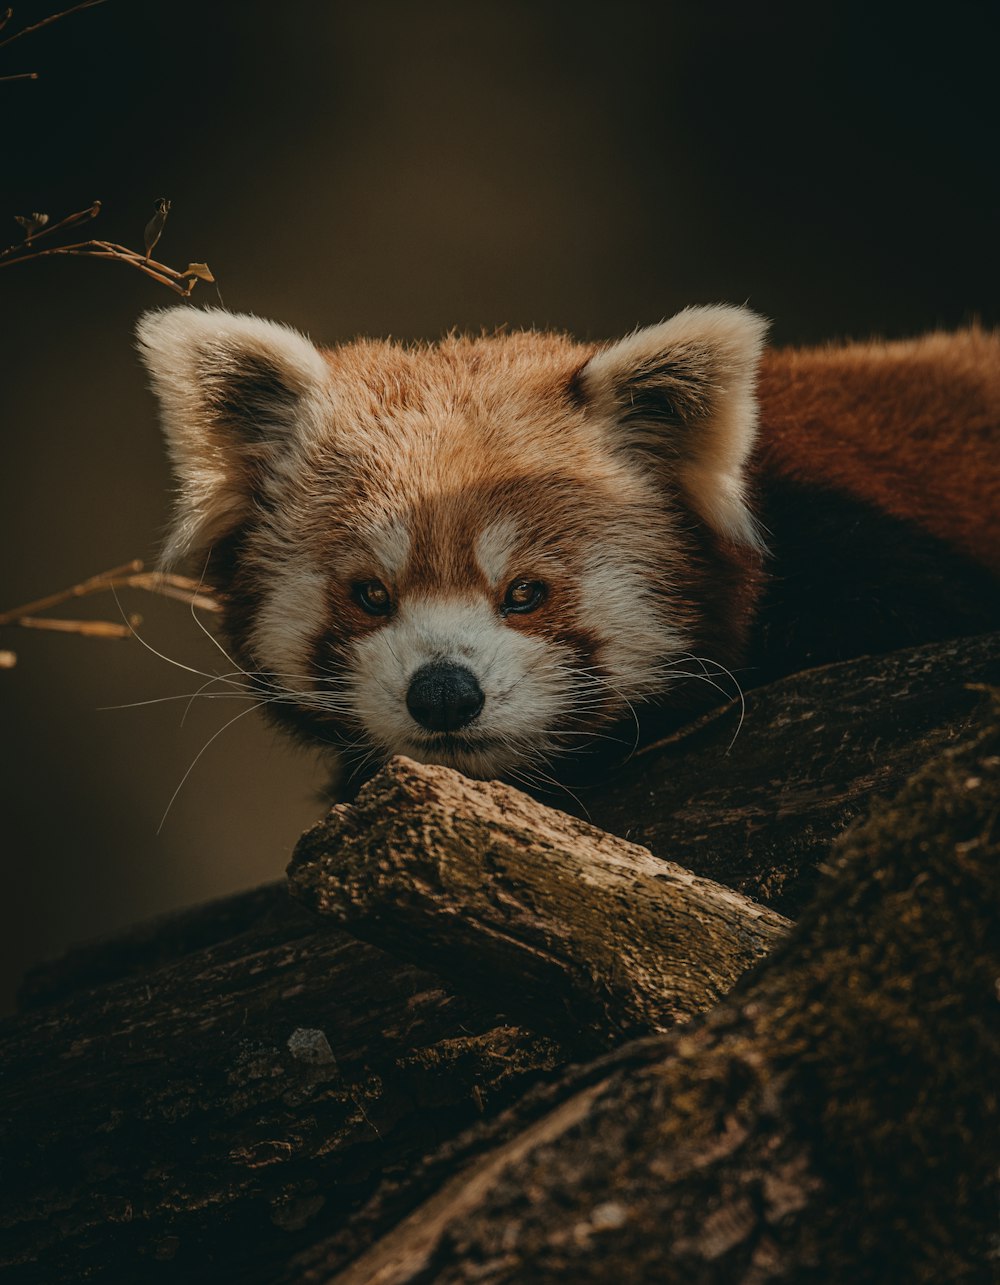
0,236,210,295
0,559,143,623
0,239,195,294
2,199,214,296
0,69,37,80
0,560,220,628
124,573,219,612
0,200,100,256
0,0,108,51
15,615,141,638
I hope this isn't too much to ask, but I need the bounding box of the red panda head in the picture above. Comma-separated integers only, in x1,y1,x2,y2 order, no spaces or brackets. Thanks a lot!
137,305,767,783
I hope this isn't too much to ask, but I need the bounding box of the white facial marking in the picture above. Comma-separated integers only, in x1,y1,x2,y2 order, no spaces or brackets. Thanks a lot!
366,518,411,581
578,554,688,699
348,595,575,776
474,517,521,587
251,558,328,681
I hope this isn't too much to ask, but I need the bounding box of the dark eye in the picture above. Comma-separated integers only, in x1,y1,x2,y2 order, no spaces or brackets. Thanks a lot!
353,580,393,616
502,578,547,615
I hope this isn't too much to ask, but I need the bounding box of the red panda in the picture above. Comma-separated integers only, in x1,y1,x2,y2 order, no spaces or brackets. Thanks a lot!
136,306,1000,789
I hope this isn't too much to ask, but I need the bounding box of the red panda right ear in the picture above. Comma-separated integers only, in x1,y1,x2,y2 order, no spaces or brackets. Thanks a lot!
136,307,331,566
577,304,769,549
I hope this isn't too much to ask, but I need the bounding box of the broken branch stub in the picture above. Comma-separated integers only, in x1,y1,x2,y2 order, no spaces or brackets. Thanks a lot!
288,760,790,1050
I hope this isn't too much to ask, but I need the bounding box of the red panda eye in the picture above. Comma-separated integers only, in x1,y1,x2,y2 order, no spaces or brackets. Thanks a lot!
353,580,392,615
502,579,546,615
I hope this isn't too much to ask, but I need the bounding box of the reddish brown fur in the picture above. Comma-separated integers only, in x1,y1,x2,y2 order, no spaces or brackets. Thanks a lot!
757,327,1000,574
256,323,1000,736
318,325,1000,582
142,307,1000,783
279,332,708,636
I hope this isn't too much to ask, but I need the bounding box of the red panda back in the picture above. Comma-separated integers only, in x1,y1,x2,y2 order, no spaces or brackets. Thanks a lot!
757,327,1000,575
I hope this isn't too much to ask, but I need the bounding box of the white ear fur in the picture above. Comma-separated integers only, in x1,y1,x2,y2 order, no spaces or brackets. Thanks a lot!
579,304,769,547
136,307,330,565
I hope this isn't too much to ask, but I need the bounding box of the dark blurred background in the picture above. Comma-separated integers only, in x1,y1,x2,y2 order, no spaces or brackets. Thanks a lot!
1,0,997,1011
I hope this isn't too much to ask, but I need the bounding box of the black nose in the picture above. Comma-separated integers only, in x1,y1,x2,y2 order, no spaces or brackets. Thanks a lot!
406,662,484,732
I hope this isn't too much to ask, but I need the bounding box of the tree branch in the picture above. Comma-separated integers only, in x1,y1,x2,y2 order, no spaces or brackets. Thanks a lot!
289,759,790,1050
0,0,108,51
309,701,1000,1285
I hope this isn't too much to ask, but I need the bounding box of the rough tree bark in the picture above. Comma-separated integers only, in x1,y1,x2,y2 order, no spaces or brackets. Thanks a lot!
2,633,996,1283
2,908,564,1284
581,629,1000,915
291,703,1000,1285
288,761,789,1049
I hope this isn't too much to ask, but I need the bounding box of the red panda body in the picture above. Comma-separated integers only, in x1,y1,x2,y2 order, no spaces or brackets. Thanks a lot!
137,308,1000,790
749,329,1000,684
759,328,1000,575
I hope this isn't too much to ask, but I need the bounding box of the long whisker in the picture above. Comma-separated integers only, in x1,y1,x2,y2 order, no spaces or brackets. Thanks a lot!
180,670,253,726
98,688,262,712
157,701,263,833
506,758,591,820
109,586,246,689
185,551,256,682
669,653,747,750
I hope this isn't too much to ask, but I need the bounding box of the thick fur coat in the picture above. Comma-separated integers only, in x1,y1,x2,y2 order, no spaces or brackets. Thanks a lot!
137,306,1000,787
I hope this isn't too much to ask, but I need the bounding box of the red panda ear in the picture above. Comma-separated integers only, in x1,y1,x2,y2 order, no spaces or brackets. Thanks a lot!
577,304,769,547
136,307,331,565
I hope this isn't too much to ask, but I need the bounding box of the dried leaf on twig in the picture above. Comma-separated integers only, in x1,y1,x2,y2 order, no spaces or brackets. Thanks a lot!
0,199,216,298
143,197,170,262
181,262,214,283
14,212,48,239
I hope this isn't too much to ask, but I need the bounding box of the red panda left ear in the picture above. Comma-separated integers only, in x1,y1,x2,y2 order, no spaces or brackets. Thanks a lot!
136,307,332,566
577,304,769,548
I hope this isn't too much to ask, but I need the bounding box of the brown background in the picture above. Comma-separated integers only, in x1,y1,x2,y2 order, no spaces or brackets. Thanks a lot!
1,0,997,1011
